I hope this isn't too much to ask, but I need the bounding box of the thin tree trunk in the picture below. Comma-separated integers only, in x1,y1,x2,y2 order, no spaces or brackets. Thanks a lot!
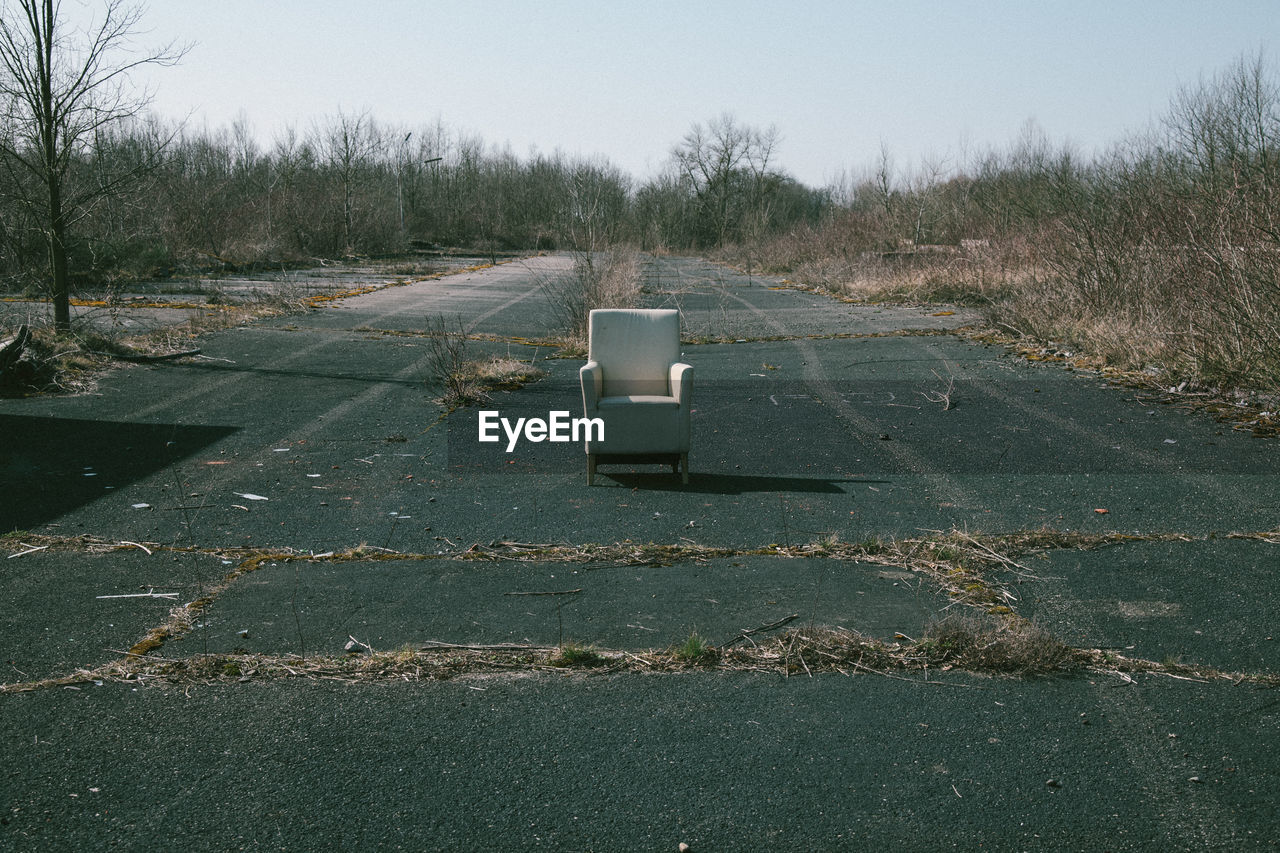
48,183,71,330
37,0,70,330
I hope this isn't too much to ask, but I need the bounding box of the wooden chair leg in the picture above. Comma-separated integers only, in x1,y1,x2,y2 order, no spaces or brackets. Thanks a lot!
680,453,688,484
587,454,596,486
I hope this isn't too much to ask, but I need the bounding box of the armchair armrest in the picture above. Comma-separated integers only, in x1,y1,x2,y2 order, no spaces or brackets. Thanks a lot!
580,361,602,412
669,362,693,407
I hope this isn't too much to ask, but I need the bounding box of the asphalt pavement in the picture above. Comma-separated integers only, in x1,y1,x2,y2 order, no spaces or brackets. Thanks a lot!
2,253,1278,851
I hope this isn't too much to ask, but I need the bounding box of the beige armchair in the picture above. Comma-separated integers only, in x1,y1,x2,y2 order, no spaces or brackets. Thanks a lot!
580,309,693,485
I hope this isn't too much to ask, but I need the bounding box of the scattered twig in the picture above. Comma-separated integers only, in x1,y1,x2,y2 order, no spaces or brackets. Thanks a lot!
420,640,556,652
96,589,179,600
1151,670,1211,683
108,348,202,363
920,368,957,410
721,613,799,649
848,658,984,688
105,648,188,663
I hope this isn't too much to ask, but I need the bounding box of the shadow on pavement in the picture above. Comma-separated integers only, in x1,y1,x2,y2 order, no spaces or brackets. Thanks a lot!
172,359,426,388
0,414,238,532
601,472,876,494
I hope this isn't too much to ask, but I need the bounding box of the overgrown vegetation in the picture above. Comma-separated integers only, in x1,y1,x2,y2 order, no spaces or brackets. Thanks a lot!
918,614,1073,675
0,287,311,395
424,313,546,407
539,249,642,340
716,54,1280,394
7,526,1280,693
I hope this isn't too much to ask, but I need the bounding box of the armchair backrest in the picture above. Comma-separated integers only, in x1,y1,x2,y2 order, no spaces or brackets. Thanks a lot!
588,309,680,397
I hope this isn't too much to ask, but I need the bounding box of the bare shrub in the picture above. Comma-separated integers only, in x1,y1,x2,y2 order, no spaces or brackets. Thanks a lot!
540,249,641,339
424,315,484,406
424,316,546,407
1007,55,1280,390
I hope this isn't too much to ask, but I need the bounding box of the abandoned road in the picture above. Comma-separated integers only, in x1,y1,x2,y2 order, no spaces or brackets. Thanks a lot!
2,253,1278,850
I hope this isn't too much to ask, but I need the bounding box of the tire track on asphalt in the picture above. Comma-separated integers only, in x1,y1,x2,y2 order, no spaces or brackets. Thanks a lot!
125,260,557,425
719,285,977,509
124,259,556,531
721,263,1243,843
966,343,1258,843
968,374,1264,517
1051,590,1243,846
961,368,1249,844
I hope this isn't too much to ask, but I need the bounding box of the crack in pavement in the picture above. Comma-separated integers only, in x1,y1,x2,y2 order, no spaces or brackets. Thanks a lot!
5,527,1277,694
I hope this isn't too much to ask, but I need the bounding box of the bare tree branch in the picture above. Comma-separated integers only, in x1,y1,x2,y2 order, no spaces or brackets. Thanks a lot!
0,0,187,328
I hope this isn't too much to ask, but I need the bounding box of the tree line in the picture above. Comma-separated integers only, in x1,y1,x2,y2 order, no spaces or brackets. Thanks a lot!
1,89,825,297
0,104,825,280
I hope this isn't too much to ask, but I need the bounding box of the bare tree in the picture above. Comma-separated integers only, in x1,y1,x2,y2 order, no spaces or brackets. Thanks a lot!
563,155,629,252
0,0,184,329
871,142,895,220
671,113,781,246
314,109,379,252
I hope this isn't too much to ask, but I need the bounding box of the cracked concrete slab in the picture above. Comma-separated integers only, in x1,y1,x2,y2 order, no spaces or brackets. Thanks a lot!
182,554,943,657
1008,538,1280,674
0,549,233,681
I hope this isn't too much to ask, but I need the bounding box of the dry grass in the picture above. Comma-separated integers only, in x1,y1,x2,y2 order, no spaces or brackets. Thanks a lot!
0,325,114,394
716,231,1038,306
15,618,1274,693
918,613,1073,675
470,355,547,391
984,272,1190,374
0,288,312,396
725,219,1280,396
6,526,1280,693
987,260,1280,397
792,248,1022,305
382,259,442,277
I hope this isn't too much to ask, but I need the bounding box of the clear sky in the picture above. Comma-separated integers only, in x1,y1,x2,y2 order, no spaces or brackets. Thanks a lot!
64,0,1278,187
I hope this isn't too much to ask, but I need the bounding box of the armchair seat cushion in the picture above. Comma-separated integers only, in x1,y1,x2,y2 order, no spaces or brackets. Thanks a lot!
597,394,680,409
